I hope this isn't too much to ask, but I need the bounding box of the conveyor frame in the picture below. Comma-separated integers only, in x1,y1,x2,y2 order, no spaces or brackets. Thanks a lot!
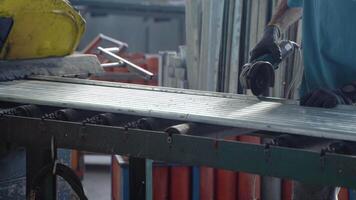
1,115,356,190
0,77,356,199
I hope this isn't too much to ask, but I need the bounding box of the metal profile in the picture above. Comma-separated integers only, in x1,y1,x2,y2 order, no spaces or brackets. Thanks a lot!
0,79,355,141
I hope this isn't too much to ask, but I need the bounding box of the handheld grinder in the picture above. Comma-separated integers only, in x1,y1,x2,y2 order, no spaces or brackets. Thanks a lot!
240,40,299,96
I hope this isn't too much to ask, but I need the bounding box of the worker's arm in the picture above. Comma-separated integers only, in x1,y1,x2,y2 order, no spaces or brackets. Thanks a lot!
250,0,302,62
268,0,303,32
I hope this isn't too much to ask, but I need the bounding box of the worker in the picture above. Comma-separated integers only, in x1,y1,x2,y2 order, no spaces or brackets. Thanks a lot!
251,0,356,199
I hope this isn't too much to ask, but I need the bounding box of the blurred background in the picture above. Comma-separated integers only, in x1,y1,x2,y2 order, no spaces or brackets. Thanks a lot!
75,0,185,53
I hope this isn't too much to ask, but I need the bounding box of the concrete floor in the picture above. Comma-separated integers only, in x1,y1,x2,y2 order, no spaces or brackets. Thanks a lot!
83,165,111,200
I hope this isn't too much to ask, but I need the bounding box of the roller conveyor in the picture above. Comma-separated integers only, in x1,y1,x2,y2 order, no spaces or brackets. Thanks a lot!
0,77,355,141
1,76,356,194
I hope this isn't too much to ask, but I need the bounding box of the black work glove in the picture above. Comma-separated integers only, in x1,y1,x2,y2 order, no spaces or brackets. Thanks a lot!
250,25,282,63
300,83,356,108
328,141,356,155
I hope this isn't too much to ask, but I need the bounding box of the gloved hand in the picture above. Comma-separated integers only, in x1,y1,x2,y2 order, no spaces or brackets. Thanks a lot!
328,141,356,155
250,25,282,63
300,86,355,108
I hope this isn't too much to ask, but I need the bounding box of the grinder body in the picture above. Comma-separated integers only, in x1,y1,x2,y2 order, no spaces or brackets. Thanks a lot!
240,40,297,96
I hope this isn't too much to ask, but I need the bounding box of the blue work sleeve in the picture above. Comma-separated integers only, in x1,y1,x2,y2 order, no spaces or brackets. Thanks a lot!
288,0,303,8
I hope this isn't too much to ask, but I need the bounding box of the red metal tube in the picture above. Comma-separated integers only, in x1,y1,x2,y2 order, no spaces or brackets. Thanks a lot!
237,136,261,200
216,169,237,200
153,166,169,200
339,188,349,200
170,166,191,200
282,180,293,200
200,167,215,200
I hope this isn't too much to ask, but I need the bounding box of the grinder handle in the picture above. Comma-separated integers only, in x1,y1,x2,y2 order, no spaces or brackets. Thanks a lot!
280,40,298,60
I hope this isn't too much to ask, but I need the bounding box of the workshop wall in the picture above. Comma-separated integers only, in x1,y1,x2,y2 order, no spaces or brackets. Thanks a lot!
78,14,184,54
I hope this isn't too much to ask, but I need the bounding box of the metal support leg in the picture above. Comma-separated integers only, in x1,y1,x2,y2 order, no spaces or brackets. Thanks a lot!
129,157,152,200
26,147,56,199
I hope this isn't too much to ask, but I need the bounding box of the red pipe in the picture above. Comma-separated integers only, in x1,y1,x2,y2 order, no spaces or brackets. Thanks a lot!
216,169,236,200
153,166,169,200
282,180,293,200
237,136,261,200
339,188,349,200
111,155,122,200
170,166,191,200
200,167,215,200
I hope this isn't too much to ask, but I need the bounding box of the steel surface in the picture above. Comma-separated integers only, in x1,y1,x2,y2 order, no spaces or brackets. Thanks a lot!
0,80,355,141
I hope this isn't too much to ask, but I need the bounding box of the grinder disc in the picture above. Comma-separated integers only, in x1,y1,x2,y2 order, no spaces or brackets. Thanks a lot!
247,61,275,96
